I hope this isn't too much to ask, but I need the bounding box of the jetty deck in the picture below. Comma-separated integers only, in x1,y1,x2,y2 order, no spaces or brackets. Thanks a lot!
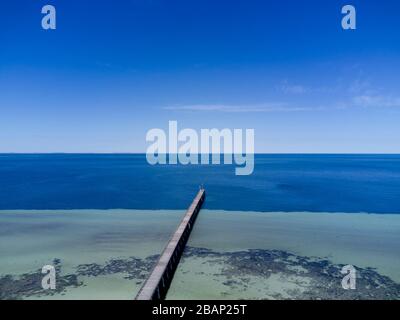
135,188,205,300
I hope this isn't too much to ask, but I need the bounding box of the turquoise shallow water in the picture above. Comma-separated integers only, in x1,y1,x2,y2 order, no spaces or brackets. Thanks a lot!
1,210,399,299
167,210,400,299
0,210,183,299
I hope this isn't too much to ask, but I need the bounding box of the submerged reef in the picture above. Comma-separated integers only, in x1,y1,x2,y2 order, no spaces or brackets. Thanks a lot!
76,254,159,280
0,255,158,300
0,259,81,300
1,247,399,300
181,247,400,300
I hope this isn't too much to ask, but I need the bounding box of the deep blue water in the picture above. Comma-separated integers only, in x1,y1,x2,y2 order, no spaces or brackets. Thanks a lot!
0,154,399,213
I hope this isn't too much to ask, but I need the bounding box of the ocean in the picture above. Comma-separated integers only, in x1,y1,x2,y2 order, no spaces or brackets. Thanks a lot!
0,154,399,213
1,154,399,299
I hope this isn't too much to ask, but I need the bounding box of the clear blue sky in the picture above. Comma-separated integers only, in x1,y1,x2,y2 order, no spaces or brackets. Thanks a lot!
1,0,399,153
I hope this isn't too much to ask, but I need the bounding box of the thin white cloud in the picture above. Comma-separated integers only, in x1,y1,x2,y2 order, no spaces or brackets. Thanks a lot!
353,95,400,108
163,103,321,113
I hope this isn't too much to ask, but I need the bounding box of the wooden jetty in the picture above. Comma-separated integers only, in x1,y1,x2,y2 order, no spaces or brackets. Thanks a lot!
135,188,206,300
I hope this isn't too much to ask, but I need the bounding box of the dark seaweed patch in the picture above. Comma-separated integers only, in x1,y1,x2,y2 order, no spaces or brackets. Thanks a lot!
1,248,399,300
0,255,159,300
0,259,81,300
182,247,400,300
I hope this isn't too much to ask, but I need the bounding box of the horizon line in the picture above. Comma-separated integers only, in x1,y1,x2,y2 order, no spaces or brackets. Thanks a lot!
1,152,400,155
